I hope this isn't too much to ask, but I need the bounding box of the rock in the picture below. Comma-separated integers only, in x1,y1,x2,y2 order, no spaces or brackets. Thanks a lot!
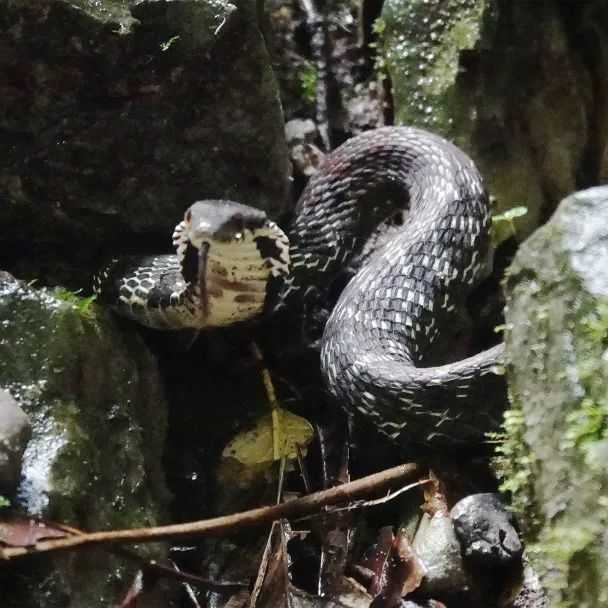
380,0,608,239
451,493,522,566
412,512,470,596
285,118,318,145
0,0,288,286
0,273,172,607
285,118,324,177
507,555,548,608
0,388,31,490
500,186,608,606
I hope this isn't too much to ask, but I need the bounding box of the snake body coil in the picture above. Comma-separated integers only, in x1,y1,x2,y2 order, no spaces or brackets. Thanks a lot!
96,126,506,448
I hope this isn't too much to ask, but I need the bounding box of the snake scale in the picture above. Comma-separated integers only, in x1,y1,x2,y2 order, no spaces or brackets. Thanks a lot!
95,126,506,448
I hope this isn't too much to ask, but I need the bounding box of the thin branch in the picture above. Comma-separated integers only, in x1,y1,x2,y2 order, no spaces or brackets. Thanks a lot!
38,519,247,592
1,463,422,560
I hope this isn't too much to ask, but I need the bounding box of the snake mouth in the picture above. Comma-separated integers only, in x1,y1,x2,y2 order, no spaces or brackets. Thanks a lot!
198,241,210,320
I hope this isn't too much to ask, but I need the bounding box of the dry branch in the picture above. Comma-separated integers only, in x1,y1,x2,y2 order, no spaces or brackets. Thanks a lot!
1,463,422,561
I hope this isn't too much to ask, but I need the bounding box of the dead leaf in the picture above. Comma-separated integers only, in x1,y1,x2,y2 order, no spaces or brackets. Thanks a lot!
0,518,67,547
222,409,314,466
117,571,144,608
250,520,293,608
364,529,426,607
421,470,449,517
359,526,395,595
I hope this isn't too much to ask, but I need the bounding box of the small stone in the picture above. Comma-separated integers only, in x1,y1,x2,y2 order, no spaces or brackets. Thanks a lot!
285,118,318,145
451,493,522,566
510,555,548,608
412,512,470,595
0,388,31,489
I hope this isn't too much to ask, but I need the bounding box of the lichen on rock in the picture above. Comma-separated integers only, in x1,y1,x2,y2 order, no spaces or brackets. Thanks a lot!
499,186,608,607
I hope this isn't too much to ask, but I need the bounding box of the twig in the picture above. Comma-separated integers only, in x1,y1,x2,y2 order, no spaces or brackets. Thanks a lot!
250,342,282,460
36,519,247,592
1,463,422,560
327,478,432,513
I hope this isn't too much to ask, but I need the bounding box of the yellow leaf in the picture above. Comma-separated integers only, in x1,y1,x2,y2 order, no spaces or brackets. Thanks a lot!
222,409,314,466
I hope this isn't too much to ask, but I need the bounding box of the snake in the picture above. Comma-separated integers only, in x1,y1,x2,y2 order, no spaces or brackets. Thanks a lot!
95,126,506,448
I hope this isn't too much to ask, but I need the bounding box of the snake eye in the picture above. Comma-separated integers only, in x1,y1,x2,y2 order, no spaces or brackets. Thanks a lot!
235,232,243,241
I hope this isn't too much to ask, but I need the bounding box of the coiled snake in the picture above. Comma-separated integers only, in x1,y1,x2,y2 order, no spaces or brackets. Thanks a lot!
95,126,506,448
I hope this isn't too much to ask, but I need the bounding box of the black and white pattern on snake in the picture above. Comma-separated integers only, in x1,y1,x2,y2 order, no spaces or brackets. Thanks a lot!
283,126,506,448
96,126,506,448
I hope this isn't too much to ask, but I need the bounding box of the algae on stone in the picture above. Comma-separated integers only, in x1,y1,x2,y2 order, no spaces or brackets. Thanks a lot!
499,187,608,607
0,273,171,607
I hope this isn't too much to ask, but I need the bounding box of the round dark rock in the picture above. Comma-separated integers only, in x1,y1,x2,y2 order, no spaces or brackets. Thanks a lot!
0,387,31,489
451,493,522,566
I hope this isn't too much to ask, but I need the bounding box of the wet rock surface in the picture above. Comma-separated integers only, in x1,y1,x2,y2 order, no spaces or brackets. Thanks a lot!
0,0,288,287
502,186,608,606
451,492,522,566
0,387,31,490
0,272,171,607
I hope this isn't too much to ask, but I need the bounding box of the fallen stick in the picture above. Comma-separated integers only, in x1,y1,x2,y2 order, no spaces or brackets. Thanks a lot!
0,462,422,560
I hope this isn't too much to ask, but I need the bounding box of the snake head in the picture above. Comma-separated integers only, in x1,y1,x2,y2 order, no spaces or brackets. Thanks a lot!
172,199,291,325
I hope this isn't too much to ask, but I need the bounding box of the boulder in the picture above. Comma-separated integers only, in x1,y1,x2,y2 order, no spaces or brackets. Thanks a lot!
0,0,289,286
501,186,608,606
451,492,522,566
0,272,171,607
380,0,608,239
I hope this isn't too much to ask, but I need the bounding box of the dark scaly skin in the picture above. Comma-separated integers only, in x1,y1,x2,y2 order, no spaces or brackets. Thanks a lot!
97,126,506,447
282,126,506,447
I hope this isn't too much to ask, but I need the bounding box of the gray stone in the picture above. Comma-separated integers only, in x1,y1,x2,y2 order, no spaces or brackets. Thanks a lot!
412,512,470,595
500,186,608,606
285,118,318,145
380,0,608,240
0,387,31,490
0,272,172,607
509,555,548,608
285,118,324,178
0,0,288,285
451,492,522,566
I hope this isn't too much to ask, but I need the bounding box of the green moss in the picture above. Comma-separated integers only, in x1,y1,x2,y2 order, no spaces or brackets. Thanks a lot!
380,0,488,134
52,288,98,321
530,521,601,607
502,190,608,606
491,406,540,533
298,61,318,104
491,206,528,248
0,278,170,603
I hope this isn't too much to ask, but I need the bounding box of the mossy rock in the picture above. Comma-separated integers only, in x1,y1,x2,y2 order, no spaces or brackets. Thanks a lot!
379,0,608,239
0,273,172,606
499,186,608,607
